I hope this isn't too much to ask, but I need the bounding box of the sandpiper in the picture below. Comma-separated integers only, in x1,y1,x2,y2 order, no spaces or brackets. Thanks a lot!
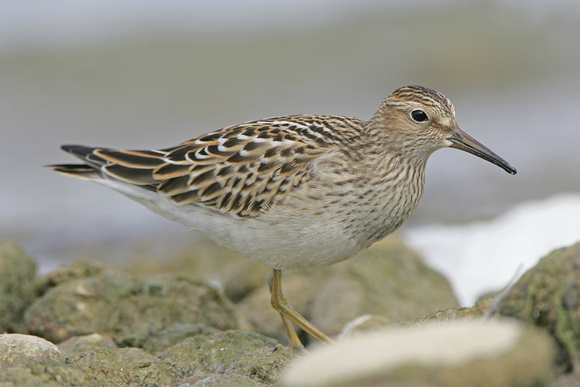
52,85,516,348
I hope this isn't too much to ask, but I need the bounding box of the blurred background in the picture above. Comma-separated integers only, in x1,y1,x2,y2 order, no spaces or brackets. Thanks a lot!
1,0,579,305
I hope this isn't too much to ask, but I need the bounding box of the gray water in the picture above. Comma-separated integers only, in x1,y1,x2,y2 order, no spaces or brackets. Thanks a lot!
1,0,580,272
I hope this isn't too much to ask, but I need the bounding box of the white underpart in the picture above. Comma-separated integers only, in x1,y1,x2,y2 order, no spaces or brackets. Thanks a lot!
91,175,365,271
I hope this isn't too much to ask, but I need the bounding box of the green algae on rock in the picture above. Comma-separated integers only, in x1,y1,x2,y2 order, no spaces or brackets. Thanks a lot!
59,333,119,356
309,237,459,336
0,333,98,387
499,242,580,371
72,347,177,386
25,274,238,345
0,359,100,387
34,259,107,297
140,322,221,354
0,240,37,333
160,330,294,385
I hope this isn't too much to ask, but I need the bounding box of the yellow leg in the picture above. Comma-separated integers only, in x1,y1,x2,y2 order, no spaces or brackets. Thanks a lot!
269,269,335,347
279,311,304,349
268,271,303,348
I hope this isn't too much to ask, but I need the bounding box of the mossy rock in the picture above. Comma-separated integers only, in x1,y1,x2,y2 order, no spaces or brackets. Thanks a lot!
140,323,221,354
25,273,238,346
499,242,580,370
0,359,99,387
59,333,119,356
72,347,177,386
123,240,271,303
160,330,294,384
34,259,107,296
309,237,459,336
0,240,37,332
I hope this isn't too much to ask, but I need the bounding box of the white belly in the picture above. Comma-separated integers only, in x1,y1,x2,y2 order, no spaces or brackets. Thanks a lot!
95,167,423,271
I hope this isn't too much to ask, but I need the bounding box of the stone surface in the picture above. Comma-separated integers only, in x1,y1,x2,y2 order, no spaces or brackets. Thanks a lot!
176,373,260,386
0,330,290,386
141,323,220,354
281,319,555,387
0,240,37,332
414,296,496,323
2,237,572,386
0,360,99,387
310,237,459,336
25,273,238,345
59,333,119,356
160,330,295,385
124,240,271,303
499,242,580,371
72,347,177,386
0,333,65,365
34,259,107,296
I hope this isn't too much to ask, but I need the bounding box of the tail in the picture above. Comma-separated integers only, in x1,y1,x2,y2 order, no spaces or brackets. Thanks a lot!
50,145,163,191
50,145,108,180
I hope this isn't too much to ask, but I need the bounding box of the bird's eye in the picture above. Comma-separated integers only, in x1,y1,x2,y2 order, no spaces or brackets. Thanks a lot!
410,109,429,123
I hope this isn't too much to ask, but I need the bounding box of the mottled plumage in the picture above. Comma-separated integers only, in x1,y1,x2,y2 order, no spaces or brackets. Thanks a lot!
61,115,366,218
52,85,516,348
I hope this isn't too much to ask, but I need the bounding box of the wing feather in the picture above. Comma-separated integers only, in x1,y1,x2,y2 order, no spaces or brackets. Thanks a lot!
56,115,365,217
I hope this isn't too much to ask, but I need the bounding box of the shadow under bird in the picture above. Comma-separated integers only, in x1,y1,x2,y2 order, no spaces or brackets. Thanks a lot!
51,85,517,348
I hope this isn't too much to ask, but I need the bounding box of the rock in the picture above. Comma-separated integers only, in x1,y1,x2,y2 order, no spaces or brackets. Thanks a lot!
310,237,458,337
160,330,295,385
335,314,393,340
238,236,458,345
0,360,99,387
25,273,238,345
0,333,64,365
59,333,119,356
414,296,497,323
123,240,271,303
281,319,555,387
556,371,580,387
0,240,37,332
1,330,288,386
34,259,106,296
72,347,177,386
176,373,260,386
141,323,221,354
499,242,580,371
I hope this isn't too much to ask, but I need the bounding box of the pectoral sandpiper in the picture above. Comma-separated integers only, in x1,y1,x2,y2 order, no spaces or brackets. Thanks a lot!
52,85,516,348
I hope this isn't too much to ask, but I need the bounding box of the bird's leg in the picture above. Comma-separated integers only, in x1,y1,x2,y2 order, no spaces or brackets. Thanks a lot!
269,269,336,348
268,271,304,349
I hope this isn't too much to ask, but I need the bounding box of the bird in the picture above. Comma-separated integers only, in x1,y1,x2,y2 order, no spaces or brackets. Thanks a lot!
51,85,517,348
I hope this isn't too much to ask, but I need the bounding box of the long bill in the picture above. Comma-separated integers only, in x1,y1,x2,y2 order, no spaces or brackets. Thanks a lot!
449,128,517,175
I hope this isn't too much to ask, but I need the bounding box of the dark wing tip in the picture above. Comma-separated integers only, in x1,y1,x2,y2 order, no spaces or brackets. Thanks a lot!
60,144,109,167
49,144,105,180
61,144,97,158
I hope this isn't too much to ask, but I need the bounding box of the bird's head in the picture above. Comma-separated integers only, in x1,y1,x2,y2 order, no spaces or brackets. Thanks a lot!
371,85,516,175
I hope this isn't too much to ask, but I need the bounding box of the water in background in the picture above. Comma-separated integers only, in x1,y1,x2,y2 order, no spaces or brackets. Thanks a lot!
1,1,579,302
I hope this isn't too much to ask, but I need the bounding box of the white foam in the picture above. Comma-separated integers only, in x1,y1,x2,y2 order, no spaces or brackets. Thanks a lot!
402,193,580,306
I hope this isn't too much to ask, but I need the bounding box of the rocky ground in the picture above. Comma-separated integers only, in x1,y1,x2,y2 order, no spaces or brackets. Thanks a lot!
0,237,579,386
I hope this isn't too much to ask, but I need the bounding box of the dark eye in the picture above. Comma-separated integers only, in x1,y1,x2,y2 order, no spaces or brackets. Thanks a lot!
410,109,429,123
